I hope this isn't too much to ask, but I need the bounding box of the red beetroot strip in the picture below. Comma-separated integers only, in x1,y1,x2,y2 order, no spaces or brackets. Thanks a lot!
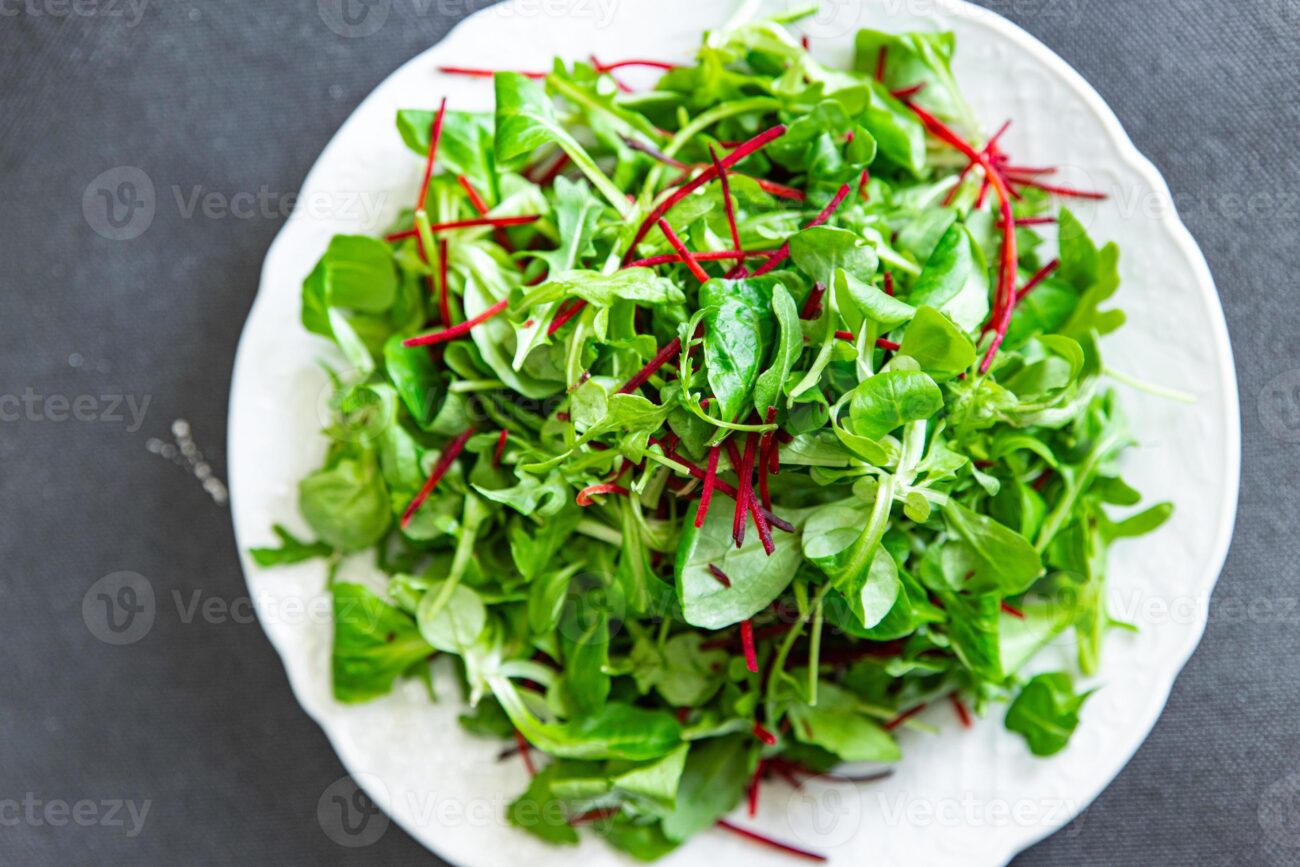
740,619,759,673
513,729,537,776
400,427,475,527
576,483,631,507
904,101,1017,374
693,446,722,528
753,722,778,746
621,125,789,265
710,144,745,276
457,174,515,251
950,693,973,729
716,820,827,863
437,238,452,327
835,332,902,351
618,337,683,394
707,563,732,587
749,177,858,277
403,299,508,347
884,703,928,731
492,430,509,468
1016,258,1060,303
652,439,795,533
385,215,541,242
655,219,710,283
546,298,586,336
416,98,448,212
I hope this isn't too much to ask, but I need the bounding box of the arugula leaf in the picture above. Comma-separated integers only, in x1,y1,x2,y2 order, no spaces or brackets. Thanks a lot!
250,524,333,567
331,583,433,703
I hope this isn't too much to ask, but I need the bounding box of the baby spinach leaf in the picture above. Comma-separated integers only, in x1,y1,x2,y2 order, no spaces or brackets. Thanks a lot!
752,282,801,413
661,736,755,842
700,277,776,422
788,680,901,763
1005,672,1094,756
944,499,1043,595
848,370,943,440
907,223,990,333
898,305,976,376
298,450,391,552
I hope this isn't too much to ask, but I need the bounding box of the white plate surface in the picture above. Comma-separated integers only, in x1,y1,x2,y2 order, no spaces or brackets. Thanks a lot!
229,2,1240,864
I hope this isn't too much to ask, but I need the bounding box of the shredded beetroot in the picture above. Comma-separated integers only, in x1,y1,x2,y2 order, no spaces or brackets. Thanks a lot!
650,438,794,533
874,46,888,81
400,427,475,527
1016,258,1060,303
950,694,973,729
707,563,732,588
750,177,857,277
884,702,928,731
492,430,509,468
889,82,927,100
385,215,541,243
546,298,586,336
618,337,683,394
694,445,722,528
757,407,777,511
1001,601,1026,619
513,729,537,776
740,619,759,673
438,65,546,79
1002,215,1057,227
752,178,807,201
858,167,871,201
1006,177,1107,199
415,98,447,212
457,174,515,251
622,125,788,264
833,331,902,351
710,144,745,271
800,282,827,319
747,759,766,816
903,101,1017,374
753,722,778,746
627,249,775,269
725,439,748,546
883,271,895,296
655,219,710,282
569,808,620,826
404,299,507,347
576,483,630,507
716,820,827,863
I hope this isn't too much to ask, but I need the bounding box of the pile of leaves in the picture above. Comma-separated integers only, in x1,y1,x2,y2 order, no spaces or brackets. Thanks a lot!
255,9,1171,861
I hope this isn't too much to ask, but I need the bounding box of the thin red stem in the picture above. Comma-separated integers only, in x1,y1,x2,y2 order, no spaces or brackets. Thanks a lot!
752,722,777,746
437,238,452,327
740,619,758,673
715,820,827,863
385,215,541,242
513,729,537,776
725,439,748,547
656,219,710,283
651,438,794,533
618,337,683,394
707,563,732,588
884,702,928,731
750,178,856,277
694,445,722,528
710,145,744,271
622,125,788,264
546,298,585,336
492,430,509,468
400,427,475,527
1001,601,1026,619
1016,258,1060,303
800,282,826,319
592,58,679,72
438,65,546,79
403,299,508,347
883,272,894,296
874,46,888,82
576,483,630,507
950,693,973,729
1007,177,1107,199
416,98,447,213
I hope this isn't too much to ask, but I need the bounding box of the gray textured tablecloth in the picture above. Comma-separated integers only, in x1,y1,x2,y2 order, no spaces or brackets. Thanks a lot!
1,1,1296,864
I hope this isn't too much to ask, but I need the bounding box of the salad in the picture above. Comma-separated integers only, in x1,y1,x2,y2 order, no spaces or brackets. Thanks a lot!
254,7,1172,861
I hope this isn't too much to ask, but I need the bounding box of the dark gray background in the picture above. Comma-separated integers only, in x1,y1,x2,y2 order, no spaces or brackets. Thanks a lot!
2,0,1297,864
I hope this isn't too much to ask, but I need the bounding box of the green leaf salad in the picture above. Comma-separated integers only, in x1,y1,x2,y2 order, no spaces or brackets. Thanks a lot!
256,8,1173,860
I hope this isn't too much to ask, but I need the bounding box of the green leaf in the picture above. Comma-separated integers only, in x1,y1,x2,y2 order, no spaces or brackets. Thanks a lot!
803,502,900,628
331,583,433,703
848,369,943,440
613,743,689,811
834,270,915,333
753,283,801,413
944,499,1043,595
417,580,487,654
899,305,976,376
700,277,776,422
661,736,755,842
298,450,391,552
907,224,990,333
250,524,333,567
675,496,802,630
788,225,878,284
788,681,901,762
507,764,581,845
1005,672,1093,756
383,335,445,427
522,268,684,309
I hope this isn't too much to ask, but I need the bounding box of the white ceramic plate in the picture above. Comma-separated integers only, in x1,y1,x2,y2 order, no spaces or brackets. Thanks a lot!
229,1,1240,864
